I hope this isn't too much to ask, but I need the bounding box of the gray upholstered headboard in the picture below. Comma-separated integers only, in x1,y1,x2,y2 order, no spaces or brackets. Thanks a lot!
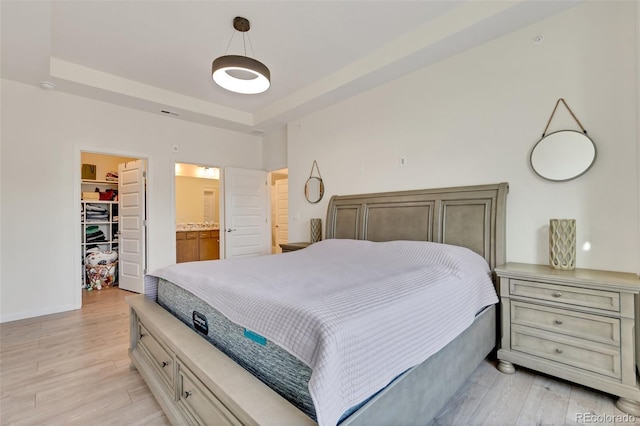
325,182,508,270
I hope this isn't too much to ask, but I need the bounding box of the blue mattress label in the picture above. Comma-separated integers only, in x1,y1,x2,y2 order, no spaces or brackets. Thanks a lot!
244,328,267,346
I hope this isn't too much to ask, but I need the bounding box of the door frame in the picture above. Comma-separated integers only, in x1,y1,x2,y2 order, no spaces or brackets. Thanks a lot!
274,177,289,253
74,145,151,309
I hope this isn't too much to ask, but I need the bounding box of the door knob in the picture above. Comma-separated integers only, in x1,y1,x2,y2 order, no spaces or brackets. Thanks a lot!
225,228,237,233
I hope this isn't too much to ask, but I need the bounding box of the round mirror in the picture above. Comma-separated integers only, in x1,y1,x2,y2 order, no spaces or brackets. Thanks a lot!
305,177,324,204
530,130,596,182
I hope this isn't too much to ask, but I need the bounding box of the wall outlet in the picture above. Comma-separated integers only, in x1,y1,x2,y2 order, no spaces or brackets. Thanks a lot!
400,157,407,167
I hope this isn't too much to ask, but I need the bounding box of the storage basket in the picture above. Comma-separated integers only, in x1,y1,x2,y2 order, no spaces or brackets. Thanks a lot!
85,262,117,290
85,251,118,290
82,192,100,200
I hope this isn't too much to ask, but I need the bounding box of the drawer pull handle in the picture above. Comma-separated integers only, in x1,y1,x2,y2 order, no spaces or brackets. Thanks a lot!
554,319,563,325
184,391,192,399
139,333,145,339
161,361,170,368
555,348,563,354
552,292,563,298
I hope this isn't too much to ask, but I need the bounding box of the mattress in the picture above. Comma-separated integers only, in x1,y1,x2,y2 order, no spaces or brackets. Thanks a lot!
157,277,317,419
158,278,400,423
145,239,499,426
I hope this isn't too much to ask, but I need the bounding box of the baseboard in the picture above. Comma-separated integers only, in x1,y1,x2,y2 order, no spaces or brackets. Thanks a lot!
0,304,77,323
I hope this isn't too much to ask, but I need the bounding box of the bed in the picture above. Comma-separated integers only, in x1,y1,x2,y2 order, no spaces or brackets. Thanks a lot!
127,182,508,425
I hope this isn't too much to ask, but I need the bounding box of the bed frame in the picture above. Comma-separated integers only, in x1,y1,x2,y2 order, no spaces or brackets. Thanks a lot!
127,182,508,425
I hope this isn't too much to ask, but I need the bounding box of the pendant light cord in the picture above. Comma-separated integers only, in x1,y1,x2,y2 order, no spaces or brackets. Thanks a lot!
224,27,255,58
246,33,256,58
242,32,247,56
223,28,236,55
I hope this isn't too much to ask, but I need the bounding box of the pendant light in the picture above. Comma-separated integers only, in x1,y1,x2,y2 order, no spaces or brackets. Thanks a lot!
211,17,271,95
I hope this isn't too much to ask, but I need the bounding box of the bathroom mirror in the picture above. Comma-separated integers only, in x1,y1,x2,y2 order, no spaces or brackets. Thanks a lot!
530,130,596,182
305,177,324,204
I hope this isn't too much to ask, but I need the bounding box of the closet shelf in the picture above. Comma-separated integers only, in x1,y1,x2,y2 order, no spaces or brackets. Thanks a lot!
81,199,119,288
81,200,117,204
82,179,118,185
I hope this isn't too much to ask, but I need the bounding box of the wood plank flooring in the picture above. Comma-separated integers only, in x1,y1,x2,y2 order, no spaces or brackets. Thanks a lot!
1,287,639,425
0,287,169,425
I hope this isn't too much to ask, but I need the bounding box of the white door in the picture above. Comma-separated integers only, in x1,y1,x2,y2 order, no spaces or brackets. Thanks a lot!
118,160,146,293
275,178,289,253
223,167,270,258
203,188,217,223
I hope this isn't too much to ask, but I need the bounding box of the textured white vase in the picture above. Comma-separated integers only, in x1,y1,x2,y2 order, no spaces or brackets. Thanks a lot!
310,218,322,243
549,219,576,270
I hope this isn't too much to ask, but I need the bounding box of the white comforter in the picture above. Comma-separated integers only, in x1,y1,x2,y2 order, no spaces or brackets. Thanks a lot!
145,239,498,426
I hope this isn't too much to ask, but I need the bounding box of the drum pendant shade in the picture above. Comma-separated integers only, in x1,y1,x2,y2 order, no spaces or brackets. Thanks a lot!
211,17,271,94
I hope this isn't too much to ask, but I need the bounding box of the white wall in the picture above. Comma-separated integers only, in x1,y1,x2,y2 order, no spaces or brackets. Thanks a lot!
0,79,262,321
262,126,287,171
175,176,220,224
637,0,640,280
288,2,639,274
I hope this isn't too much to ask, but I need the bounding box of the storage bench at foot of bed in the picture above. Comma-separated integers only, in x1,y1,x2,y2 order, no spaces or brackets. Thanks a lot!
127,294,315,426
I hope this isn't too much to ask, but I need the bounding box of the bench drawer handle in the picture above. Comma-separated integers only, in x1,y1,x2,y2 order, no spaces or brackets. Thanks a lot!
552,292,563,298
554,319,563,325
555,348,563,354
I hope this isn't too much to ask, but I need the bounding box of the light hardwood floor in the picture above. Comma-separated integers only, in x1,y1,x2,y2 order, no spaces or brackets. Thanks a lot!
0,287,169,425
1,288,639,425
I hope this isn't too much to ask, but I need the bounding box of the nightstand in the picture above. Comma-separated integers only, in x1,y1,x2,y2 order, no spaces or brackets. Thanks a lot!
496,263,640,415
279,242,311,253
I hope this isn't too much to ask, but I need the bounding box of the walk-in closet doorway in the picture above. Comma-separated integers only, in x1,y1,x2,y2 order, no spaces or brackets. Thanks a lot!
76,149,148,307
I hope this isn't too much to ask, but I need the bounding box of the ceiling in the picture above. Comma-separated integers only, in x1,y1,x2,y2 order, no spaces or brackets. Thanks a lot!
1,1,579,135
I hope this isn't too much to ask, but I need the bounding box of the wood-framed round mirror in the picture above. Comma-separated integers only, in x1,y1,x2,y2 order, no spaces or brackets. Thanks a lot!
305,177,324,204
530,130,597,182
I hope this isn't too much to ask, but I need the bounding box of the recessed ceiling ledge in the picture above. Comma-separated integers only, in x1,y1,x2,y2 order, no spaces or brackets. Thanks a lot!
49,58,253,126
253,0,518,125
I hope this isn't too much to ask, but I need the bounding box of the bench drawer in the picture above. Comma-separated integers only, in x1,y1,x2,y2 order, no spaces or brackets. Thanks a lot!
177,362,241,426
138,322,174,389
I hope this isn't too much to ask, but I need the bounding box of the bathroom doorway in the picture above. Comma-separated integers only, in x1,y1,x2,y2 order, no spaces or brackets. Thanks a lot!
174,163,221,263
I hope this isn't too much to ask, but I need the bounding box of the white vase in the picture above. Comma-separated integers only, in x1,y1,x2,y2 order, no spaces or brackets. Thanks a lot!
549,219,576,270
310,218,322,243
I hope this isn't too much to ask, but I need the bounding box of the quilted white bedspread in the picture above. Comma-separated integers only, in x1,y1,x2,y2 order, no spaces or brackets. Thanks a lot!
144,239,498,426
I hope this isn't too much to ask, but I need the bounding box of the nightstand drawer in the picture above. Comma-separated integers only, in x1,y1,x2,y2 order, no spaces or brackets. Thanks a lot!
511,325,621,379
510,279,620,312
511,301,620,345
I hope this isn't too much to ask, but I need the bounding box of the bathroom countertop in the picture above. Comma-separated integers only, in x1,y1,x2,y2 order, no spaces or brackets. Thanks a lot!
176,224,219,232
